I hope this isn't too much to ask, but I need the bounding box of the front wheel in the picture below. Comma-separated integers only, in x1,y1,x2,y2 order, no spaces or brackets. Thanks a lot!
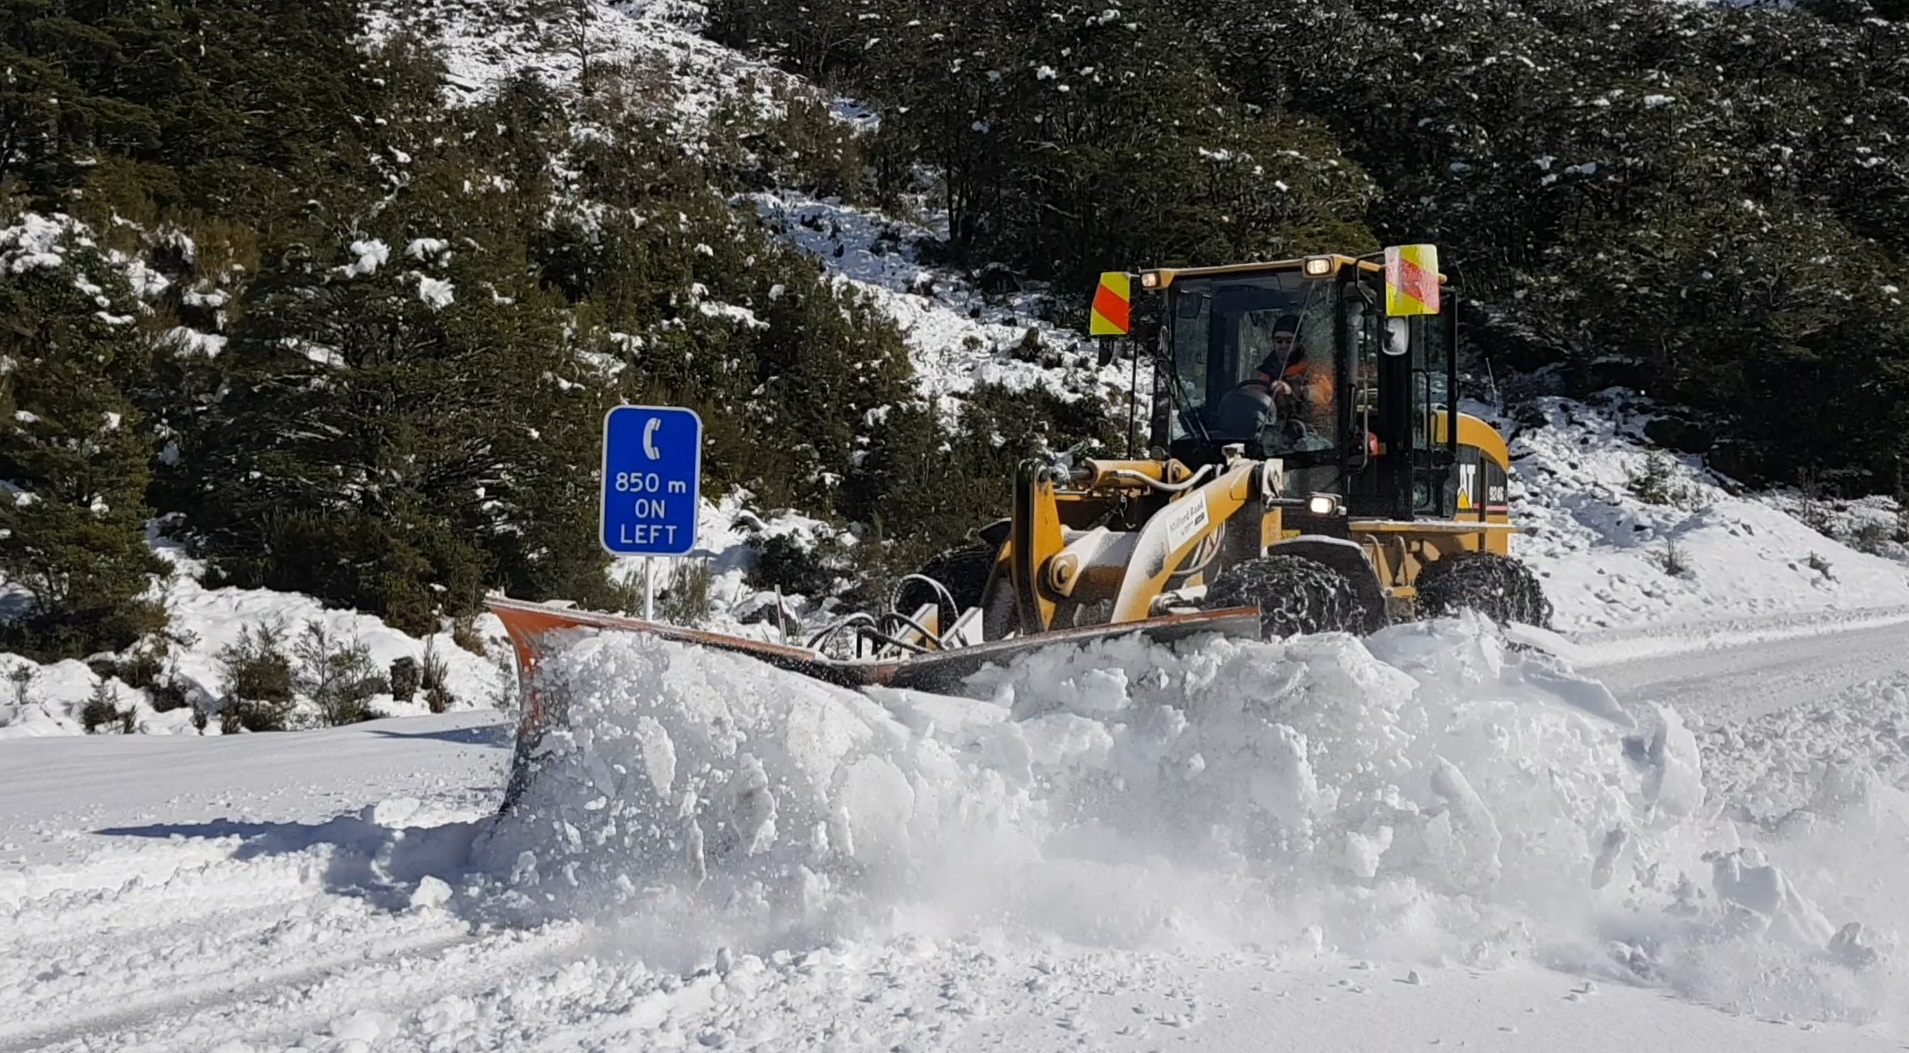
890,545,995,627
1201,554,1371,638
1414,550,1553,628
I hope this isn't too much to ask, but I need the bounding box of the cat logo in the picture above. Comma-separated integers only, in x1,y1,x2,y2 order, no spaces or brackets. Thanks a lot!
1456,463,1477,511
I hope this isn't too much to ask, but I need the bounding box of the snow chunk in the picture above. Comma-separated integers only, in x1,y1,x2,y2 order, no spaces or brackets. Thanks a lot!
409,875,454,911
697,301,768,329
342,239,390,277
415,276,455,310
1643,705,1706,819
0,213,75,273
164,326,228,358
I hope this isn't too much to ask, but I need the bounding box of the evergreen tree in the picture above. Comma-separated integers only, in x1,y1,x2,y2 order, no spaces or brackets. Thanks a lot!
0,216,165,658
176,119,585,632
0,0,159,202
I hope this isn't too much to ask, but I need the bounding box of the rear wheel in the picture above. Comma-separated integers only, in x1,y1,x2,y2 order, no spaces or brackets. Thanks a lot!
1201,554,1371,639
1414,550,1553,628
890,545,995,628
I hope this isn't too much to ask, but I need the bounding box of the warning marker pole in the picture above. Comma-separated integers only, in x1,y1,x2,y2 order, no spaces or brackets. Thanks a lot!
1089,272,1137,458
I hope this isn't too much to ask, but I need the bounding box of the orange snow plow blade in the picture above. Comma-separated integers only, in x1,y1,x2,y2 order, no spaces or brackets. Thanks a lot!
484,594,1260,807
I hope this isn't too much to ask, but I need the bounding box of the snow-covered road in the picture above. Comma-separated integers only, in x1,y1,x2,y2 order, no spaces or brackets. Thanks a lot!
6,617,1909,1052
1589,617,1909,723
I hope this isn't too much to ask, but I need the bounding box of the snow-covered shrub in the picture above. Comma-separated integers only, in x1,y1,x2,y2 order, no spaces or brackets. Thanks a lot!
1658,539,1693,579
421,639,454,715
292,621,385,727
390,656,422,704
81,682,122,734
218,619,295,731
1628,451,1707,511
658,557,716,626
745,533,848,600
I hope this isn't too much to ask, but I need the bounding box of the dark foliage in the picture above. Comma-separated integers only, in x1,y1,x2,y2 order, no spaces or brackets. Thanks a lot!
711,0,1909,491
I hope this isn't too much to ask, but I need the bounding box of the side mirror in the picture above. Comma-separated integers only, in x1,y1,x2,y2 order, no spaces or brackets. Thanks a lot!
1383,317,1411,357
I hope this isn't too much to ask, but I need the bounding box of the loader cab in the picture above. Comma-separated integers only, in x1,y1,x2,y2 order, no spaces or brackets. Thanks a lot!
1140,251,1461,522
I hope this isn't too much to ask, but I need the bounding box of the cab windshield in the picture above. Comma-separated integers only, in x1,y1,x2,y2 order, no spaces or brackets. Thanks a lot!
1162,268,1339,459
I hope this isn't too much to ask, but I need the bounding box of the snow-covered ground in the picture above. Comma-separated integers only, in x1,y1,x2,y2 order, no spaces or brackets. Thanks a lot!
5,616,1907,1051
1483,395,1909,638
748,190,1146,425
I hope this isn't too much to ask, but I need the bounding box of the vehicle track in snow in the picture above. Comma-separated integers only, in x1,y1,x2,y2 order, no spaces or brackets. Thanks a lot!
0,848,488,1052
0,803,511,1053
1588,619,1909,724
0,924,493,1053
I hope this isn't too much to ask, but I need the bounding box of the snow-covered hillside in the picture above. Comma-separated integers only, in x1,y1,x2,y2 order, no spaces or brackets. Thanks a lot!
363,0,1142,425
1479,394,1909,640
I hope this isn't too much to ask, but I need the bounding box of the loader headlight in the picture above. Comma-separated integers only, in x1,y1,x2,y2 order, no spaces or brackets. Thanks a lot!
1307,494,1344,516
1302,256,1335,277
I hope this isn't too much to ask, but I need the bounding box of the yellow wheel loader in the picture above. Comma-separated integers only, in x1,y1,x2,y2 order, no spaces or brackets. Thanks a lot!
486,245,1548,803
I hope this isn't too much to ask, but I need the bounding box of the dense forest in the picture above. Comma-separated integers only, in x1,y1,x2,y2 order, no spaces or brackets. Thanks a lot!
710,0,1909,480
2,0,1906,663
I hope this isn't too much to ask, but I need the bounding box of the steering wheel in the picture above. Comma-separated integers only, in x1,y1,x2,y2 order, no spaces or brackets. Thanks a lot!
1213,379,1279,429
1231,375,1303,414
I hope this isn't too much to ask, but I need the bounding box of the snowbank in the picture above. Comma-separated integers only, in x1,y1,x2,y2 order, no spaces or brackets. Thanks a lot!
475,615,1901,1022
0,542,512,739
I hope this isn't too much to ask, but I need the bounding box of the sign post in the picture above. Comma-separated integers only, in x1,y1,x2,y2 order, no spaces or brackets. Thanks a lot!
600,405,703,620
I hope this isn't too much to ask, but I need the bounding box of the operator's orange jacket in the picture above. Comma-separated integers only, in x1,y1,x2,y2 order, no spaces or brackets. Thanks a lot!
1263,359,1378,456
1262,357,1333,410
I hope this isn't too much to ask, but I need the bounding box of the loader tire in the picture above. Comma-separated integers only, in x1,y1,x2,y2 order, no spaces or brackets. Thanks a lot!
891,544,994,627
1414,551,1553,629
1201,554,1371,639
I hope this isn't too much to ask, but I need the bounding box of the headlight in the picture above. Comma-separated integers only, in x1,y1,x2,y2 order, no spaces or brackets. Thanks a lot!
1302,256,1335,277
1307,494,1344,516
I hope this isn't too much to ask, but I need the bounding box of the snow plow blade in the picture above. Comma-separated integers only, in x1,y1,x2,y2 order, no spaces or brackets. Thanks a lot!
484,595,1260,809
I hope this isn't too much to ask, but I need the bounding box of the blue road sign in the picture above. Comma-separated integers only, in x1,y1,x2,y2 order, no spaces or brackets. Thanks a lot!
600,405,702,556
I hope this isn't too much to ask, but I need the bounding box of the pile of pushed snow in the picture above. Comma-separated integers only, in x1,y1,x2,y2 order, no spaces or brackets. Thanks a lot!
1490,396,1909,634
474,614,1898,1020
